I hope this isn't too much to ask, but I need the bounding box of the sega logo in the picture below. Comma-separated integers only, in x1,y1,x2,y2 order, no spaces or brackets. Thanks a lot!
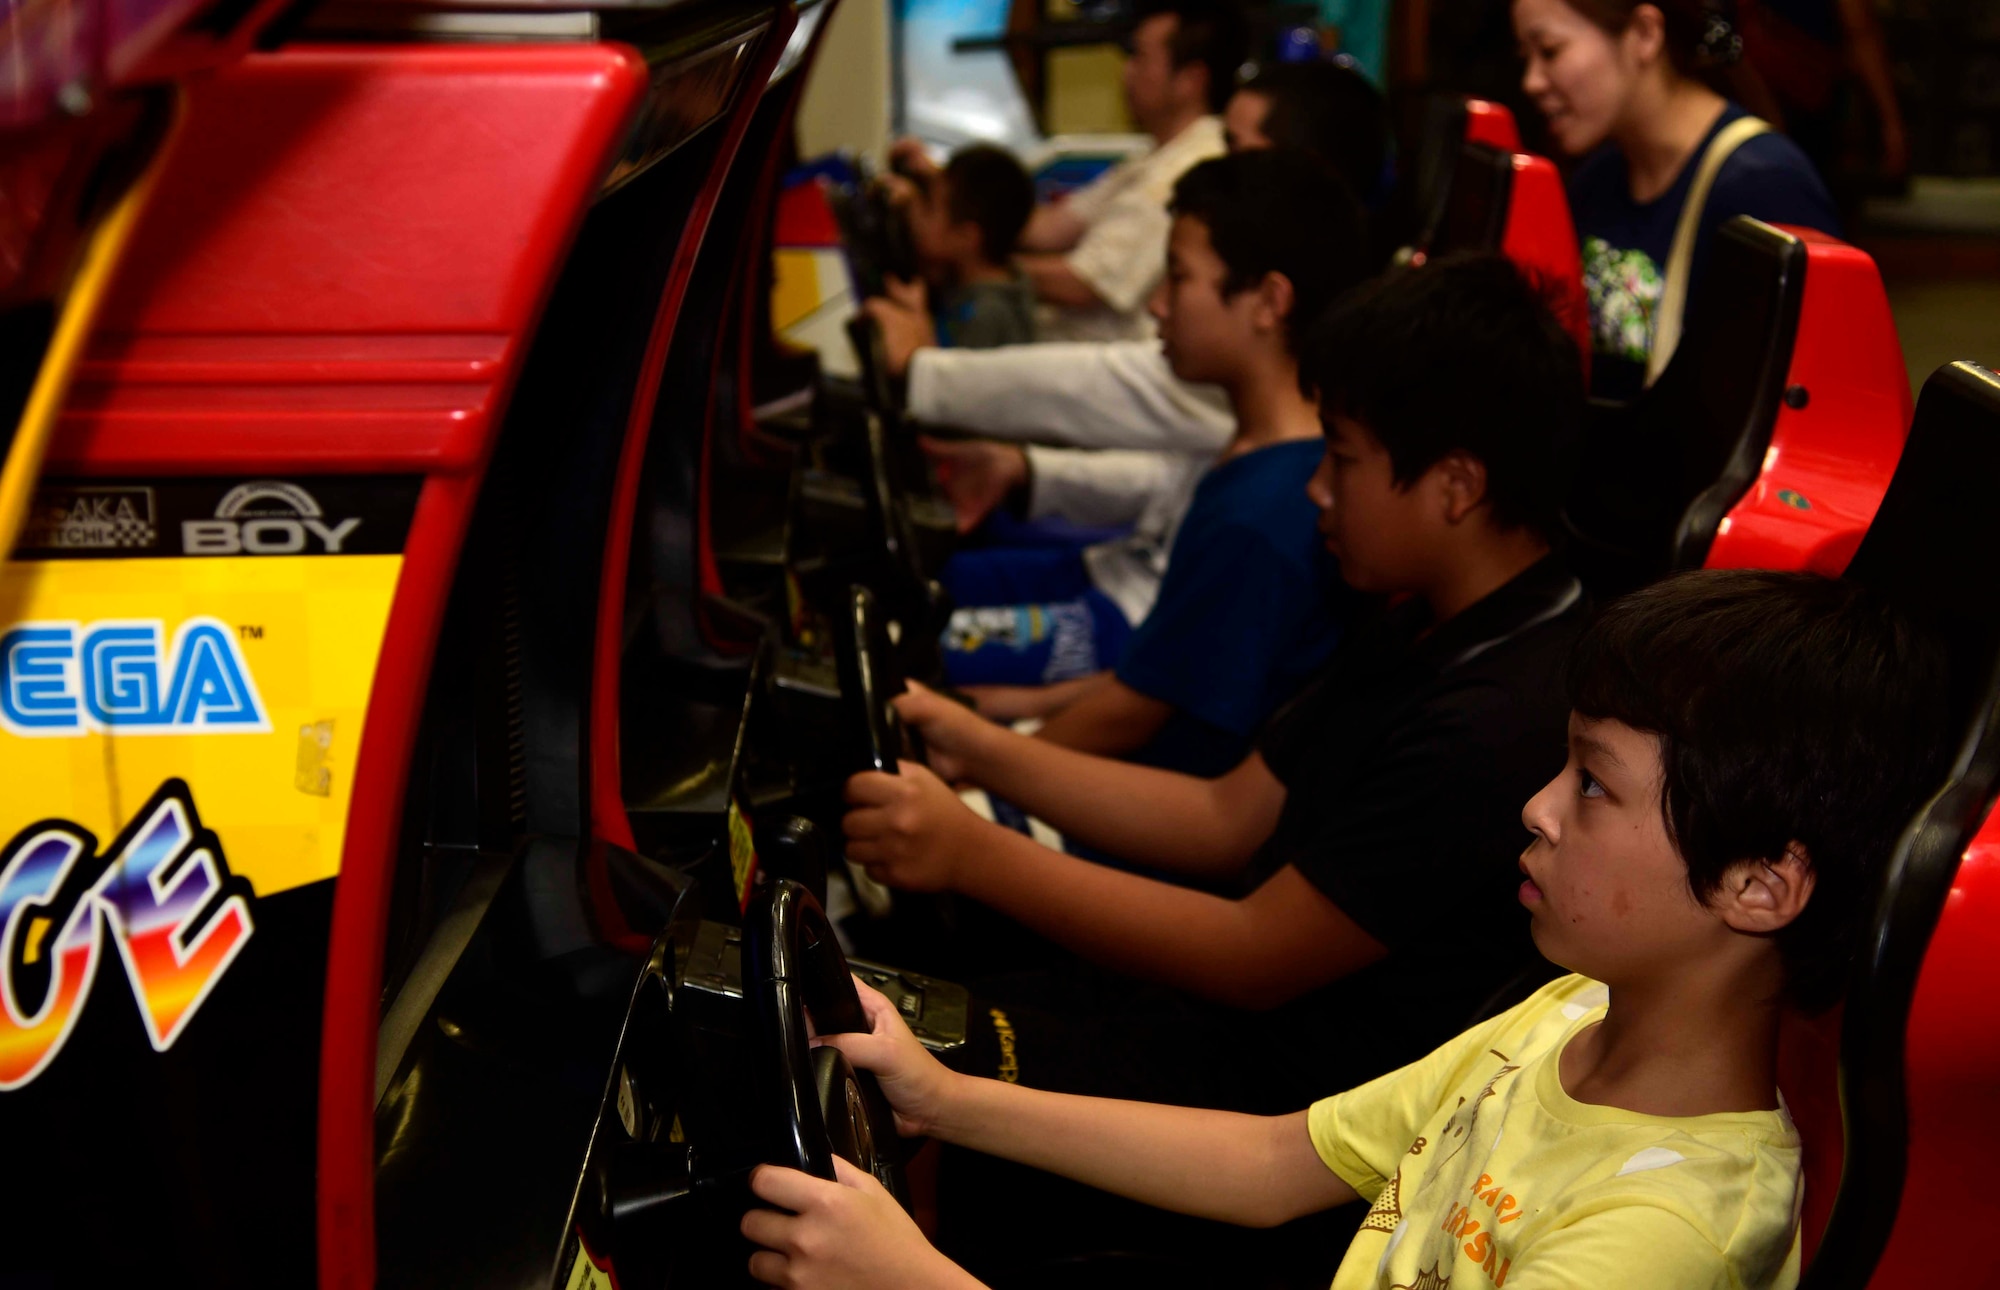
0,618,268,737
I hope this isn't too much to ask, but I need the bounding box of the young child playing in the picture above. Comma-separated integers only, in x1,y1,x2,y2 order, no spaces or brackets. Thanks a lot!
743,568,1950,1289
874,144,1039,351
936,150,1373,775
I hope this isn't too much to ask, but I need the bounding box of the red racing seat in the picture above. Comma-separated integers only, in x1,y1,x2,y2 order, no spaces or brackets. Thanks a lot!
1428,139,1590,362
1800,361,2000,1288
1566,217,1910,598
1462,99,1523,152
1397,95,1522,254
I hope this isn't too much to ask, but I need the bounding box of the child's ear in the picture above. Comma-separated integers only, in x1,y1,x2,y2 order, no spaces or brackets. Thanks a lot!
1434,450,1490,524
1254,271,1296,336
1715,841,1817,934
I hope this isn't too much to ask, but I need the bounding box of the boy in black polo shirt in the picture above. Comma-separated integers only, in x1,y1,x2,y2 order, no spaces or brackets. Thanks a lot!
834,255,1585,1275
844,255,1586,1108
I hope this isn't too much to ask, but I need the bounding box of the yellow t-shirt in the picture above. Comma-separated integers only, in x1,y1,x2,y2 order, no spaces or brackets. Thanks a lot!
1310,975,1802,1290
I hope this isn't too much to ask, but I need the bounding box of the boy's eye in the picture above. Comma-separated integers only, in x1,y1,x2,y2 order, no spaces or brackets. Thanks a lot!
1577,767,1605,799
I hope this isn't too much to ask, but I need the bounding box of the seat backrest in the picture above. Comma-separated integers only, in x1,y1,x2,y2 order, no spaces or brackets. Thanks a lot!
1497,152,1589,363
1565,217,1805,597
1431,140,1514,255
1402,97,1522,250
1776,1004,1844,1269
1800,362,2000,1289
1462,98,1522,152
1427,141,1588,366
1693,227,1911,579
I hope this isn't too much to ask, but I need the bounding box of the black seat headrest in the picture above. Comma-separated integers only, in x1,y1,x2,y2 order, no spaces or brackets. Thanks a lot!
1429,141,1513,256
1662,218,1808,567
1565,217,1806,597
1405,94,1472,250
1843,363,2000,638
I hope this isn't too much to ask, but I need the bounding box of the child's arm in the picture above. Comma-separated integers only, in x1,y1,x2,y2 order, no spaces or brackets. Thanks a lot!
838,983,1353,1222
843,768,1384,1007
955,675,1099,724
926,1076,1351,1226
1016,252,1108,309
893,682,1283,874
740,984,1356,1286
1018,203,1087,254
1029,673,1172,756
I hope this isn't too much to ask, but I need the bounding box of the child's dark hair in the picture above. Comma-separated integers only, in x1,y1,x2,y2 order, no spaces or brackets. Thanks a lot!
943,145,1034,265
1238,61,1389,204
1569,569,1951,1012
1134,0,1251,112
1168,151,1372,352
1300,254,1582,537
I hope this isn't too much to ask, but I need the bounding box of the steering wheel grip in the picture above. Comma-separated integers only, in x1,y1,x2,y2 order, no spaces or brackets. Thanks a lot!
744,879,883,1182
845,315,902,431
835,583,907,777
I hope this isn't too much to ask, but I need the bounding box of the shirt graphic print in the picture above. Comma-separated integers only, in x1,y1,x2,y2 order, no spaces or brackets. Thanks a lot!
1581,236,1664,364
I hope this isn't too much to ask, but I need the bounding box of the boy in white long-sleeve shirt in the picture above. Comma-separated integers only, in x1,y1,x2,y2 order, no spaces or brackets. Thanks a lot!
870,65,1391,701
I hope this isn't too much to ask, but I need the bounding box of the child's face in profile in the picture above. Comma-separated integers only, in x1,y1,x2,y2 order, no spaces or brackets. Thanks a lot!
1150,215,1265,385
1306,414,1434,594
906,174,976,282
1518,713,1724,983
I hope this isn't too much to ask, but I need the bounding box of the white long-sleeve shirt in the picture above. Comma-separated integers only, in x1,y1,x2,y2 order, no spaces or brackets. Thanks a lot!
906,339,1232,453
905,339,1238,625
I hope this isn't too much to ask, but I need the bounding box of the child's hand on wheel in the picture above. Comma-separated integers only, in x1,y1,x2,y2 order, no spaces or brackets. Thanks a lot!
891,680,991,782
860,278,935,378
842,761,987,893
818,977,958,1137
742,1157,982,1290
919,437,1029,535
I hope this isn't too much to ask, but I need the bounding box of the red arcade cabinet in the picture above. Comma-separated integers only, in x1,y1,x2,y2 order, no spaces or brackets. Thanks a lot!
0,0,946,1286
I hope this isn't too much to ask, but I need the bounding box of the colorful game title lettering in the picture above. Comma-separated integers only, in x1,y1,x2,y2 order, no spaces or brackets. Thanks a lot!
0,617,267,736
0,781,255,1090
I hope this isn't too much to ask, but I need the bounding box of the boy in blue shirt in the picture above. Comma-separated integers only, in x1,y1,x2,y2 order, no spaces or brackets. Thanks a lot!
750,568,1951,1288
944,150,1373,775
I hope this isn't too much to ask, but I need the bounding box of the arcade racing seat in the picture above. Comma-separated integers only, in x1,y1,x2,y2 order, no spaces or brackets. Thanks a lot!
1424,138,1590,363
1796,361,2000,1288
1389,96,1524,261
1567,216,1910,598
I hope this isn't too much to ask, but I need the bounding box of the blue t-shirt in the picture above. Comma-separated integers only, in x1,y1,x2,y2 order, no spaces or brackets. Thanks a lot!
1568,103,1839,400
1116,438,1347,776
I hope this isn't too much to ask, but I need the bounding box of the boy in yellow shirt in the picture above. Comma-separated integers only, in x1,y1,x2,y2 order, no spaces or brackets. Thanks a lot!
736,568,1950,1289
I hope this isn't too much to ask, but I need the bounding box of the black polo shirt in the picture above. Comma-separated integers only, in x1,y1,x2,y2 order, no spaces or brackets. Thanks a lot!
1247,553,1587,1100
944,557,1591,1274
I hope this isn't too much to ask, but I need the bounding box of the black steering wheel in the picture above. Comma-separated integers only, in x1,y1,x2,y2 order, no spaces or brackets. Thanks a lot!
832,582,920,776
743,879,909,1205
845,314,905,435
